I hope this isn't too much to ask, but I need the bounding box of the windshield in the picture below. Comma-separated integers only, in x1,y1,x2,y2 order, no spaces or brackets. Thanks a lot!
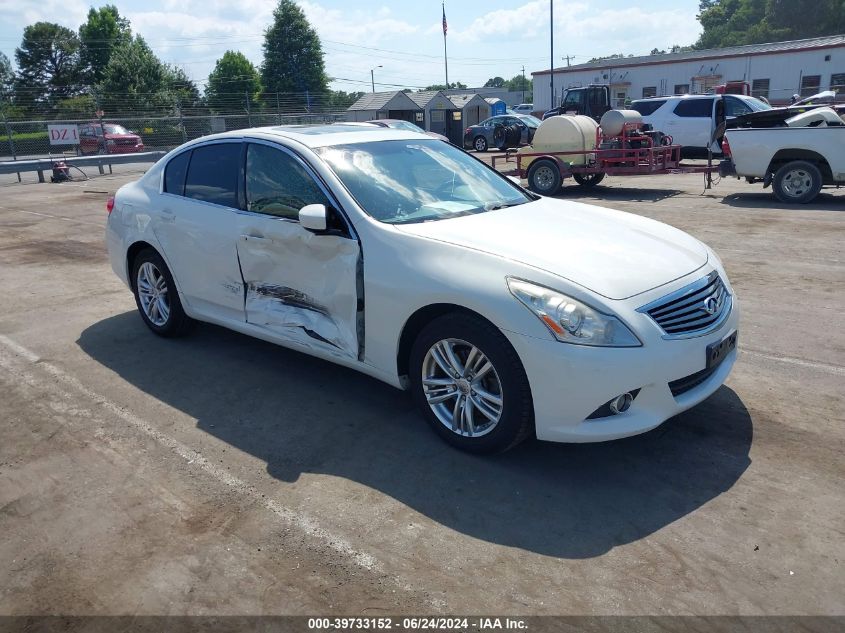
103,124,130,135
386,120,426,133
519,115,542,128
743,97,772,111
317,139,533,224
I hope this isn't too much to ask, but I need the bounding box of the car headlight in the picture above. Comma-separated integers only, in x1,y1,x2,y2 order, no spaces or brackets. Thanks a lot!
507,277,641,347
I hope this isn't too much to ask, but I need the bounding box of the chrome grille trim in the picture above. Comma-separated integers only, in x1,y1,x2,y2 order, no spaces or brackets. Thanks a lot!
638,271,732,339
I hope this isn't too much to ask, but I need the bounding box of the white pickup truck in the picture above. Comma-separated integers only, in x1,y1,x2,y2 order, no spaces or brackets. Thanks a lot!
720,107,845,203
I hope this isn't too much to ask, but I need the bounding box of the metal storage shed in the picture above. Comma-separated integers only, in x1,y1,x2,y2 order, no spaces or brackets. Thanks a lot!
408,91,461,143
346,91,422,123
447,93,491,128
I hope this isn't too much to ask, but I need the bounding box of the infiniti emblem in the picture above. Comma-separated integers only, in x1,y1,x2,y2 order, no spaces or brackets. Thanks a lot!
703,297,719,315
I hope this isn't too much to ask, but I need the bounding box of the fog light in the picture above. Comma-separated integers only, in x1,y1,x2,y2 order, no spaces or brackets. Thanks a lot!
609,392,633,415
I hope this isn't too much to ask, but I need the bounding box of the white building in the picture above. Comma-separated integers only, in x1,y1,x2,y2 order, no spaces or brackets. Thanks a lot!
532,35,845,110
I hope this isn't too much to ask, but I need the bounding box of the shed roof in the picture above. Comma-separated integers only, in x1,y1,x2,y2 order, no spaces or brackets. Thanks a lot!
448,93,488,109
407,90,456,109
347,90,420,112
533,34,845,76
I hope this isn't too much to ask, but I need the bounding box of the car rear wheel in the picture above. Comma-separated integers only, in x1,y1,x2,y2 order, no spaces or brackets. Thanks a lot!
773,161,822,204
409,313,534,454
572,172,606,188
473,136,488,152
527,159,562,195
131,248,193,337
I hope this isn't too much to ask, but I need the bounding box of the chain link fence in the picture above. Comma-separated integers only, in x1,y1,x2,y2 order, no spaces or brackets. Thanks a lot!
1,91,355,161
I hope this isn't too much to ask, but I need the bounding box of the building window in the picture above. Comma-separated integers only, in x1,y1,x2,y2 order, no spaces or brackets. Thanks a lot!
642,86,657,98
800,75,821,97
451,111,461,121
674,84,689,95
415,112,424,122
431,110,445,123
831,73,845,91
751,79,770,99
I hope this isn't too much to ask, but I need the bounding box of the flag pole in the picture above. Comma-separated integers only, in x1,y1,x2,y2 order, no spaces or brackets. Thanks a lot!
442,2,449,88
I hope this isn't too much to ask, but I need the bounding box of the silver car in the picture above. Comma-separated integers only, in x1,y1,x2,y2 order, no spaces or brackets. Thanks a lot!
463,114,541,152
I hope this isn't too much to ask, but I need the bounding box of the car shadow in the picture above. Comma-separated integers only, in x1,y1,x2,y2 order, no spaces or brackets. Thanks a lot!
78,312,753,559
556,185,685,203
719,191,844,211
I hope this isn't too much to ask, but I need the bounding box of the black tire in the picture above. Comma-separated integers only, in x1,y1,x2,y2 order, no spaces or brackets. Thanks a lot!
572,172,606,188
409,313,534,454
526,159,562,195
131,247,193,337
473,136,488,152
772,160,822,204
493,125,506,149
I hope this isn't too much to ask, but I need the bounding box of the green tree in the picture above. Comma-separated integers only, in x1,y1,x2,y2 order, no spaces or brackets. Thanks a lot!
166,66,203,113
14,22,81,110
79,5,132,84
99,35,168,115
484,76,505,88
504,74,531,93
423,82,467,91
695,0,843,49
325,90,364,110
0,52,12,97
206,51,261,113
261,0,328,103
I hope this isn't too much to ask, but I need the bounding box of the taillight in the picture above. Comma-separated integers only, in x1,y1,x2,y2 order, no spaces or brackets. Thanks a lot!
106,196,115,214
721,136,732,158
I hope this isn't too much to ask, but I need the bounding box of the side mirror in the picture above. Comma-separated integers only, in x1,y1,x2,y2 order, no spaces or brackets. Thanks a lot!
299,203,328,232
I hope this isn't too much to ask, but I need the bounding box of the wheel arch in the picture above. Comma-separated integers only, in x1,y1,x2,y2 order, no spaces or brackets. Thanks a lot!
768,150,833,181
126,241,157,290
396,303,504,383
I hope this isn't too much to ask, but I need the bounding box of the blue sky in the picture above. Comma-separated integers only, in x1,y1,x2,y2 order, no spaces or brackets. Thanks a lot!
0,0,704,93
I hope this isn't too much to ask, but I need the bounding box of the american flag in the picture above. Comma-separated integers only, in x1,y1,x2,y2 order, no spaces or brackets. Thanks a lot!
442,3,447,36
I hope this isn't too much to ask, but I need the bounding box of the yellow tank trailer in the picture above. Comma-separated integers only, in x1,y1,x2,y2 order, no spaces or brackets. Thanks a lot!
517,115,599,171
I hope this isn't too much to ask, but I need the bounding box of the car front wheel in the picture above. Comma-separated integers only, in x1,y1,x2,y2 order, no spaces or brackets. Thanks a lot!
473,136,488,152
409,313,533,454
131,248,193,337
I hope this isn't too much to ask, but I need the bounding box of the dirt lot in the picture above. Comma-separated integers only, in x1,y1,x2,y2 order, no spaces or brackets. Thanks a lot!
0,161,843,619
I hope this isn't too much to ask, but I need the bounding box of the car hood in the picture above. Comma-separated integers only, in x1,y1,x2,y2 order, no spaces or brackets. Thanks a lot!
394,197,708,300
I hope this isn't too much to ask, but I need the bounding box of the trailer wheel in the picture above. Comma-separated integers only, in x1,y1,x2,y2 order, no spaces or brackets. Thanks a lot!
773,161,822,204
572,172,606,188
527,159,562,195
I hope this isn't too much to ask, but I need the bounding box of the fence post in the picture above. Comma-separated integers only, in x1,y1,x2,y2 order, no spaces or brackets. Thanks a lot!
245,91,252,127
276,92,281,125
177,99,186,143
2,106,21,182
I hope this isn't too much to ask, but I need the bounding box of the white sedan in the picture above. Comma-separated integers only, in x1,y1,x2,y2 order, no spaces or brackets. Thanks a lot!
106,125,739,453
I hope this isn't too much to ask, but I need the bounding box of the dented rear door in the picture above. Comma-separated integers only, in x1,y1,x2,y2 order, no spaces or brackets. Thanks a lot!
235,141,362,359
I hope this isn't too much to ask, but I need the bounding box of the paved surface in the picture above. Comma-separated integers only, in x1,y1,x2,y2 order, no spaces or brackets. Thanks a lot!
0,163,843,616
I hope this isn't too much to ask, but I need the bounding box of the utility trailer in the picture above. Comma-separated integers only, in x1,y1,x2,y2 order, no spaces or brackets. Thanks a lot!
492,121,719,195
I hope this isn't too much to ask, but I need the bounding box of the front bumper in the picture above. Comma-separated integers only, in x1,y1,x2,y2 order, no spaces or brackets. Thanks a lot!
504,284,740,443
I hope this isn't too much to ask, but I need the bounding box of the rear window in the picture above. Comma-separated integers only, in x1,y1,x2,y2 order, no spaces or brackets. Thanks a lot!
184,143,241,208
164,151,190,196
630,100,666,116
673,98,714,117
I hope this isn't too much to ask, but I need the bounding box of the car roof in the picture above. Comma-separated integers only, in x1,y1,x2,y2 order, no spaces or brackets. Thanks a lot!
179,124,430,149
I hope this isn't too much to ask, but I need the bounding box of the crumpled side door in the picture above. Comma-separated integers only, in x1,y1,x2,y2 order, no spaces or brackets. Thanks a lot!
236,218,361,359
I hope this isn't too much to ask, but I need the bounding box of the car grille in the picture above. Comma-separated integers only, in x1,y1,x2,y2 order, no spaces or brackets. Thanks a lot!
640,271,731,338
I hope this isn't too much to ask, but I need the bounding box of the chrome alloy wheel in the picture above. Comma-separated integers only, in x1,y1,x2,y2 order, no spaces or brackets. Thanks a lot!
781,168,813,199
421,338,504,437
474,137,486,151
533,164,556,191
136,261,170,327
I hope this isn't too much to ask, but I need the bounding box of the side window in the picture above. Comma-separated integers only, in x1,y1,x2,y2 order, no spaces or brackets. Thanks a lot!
184,142,241,208
562,91,583,108
245,143,329,220
164,151,191,196
630,100,666,116
673,98,713,117
724,97,753,118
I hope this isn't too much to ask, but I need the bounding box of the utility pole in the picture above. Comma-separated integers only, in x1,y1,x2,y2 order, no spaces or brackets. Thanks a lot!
563,55,571,67
521,65,525,102
370,65,382,93
549,0,554,109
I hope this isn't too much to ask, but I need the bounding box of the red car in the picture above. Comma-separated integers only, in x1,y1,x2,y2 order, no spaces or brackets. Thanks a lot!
78,122,144,155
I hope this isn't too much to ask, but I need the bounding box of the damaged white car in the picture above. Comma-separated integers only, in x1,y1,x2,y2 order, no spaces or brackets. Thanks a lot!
106,125,738,453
